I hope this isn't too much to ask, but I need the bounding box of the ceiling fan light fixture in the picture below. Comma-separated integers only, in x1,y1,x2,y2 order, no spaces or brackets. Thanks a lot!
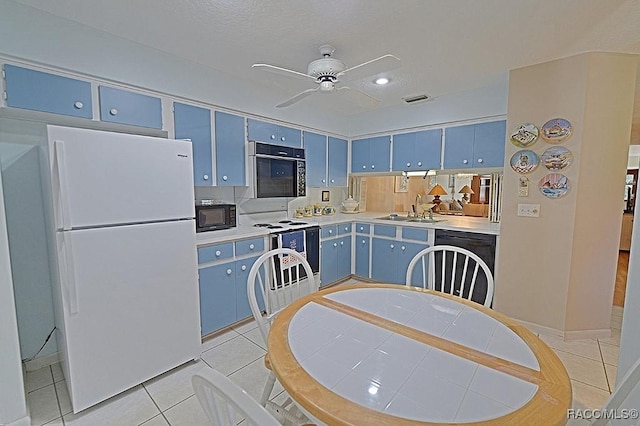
375,77,389,85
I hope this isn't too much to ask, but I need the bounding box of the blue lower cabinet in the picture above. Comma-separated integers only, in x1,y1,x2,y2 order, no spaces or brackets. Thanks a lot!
355,237,370,277
4,64,93,118
321,240,338,287
336,236,352,280
199,262,236,336
371,238,400,283
399,242,429,286
236,256,264,320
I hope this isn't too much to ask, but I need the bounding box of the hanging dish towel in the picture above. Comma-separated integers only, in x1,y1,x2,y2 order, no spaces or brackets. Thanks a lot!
279,230,306,267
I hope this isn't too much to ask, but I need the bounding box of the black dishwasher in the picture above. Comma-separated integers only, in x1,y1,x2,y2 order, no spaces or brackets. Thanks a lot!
434,229,496,306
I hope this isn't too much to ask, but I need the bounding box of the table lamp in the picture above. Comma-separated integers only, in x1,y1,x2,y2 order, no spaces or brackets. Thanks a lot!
458,185,474,203
427,184,448,210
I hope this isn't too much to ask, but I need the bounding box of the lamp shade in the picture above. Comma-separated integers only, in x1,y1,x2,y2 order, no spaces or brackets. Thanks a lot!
458,185,474,194
428,184,448,196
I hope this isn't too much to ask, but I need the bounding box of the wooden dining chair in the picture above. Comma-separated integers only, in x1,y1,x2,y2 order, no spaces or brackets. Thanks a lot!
405,244,495,307
591,356,640,425
247,247,317,425
192,367,281,426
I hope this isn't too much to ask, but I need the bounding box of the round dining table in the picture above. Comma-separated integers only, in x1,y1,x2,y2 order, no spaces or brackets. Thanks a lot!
267,283,572,425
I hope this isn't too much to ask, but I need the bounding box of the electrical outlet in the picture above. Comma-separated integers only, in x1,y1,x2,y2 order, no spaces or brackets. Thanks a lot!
517,203,540,217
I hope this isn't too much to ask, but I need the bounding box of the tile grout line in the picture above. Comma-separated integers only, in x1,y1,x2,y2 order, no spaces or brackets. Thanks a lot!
141,383,170,425
49,365,66,425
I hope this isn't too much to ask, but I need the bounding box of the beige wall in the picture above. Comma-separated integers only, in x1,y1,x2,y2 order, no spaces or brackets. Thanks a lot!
495,52,638,336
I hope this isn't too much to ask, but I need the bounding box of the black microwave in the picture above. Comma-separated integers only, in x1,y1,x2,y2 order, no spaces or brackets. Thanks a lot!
195,203,237,232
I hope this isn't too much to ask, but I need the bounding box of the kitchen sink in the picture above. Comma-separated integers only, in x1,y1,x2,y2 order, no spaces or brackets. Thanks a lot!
376,216,446,223
376,216,411,221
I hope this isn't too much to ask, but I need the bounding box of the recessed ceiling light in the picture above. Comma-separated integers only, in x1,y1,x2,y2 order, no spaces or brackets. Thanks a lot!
375,77,389,85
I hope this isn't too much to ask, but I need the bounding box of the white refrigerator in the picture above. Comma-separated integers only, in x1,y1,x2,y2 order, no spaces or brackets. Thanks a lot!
47,125,201,413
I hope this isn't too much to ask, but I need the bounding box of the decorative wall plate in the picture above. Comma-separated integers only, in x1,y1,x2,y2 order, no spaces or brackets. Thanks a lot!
510,123,539,147
541,118,572,143
541,146,573,171
539,173,570,198
510,150,539,174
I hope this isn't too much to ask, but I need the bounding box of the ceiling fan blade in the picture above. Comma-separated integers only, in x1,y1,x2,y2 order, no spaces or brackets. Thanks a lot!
252,63,316,81
276,87,320,108
338,54,401,82
336,86,380,109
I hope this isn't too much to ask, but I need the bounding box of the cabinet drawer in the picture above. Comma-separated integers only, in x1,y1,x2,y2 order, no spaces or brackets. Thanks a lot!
374,225,396,238
401,227,429,242
235,237,265,256
337,223,352,235
4,64,93,119
321,225,338,239
99,86,162,129
355,223,370,234
198,242,234,264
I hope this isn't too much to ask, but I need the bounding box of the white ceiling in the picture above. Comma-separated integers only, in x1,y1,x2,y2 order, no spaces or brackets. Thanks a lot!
13,0,640,141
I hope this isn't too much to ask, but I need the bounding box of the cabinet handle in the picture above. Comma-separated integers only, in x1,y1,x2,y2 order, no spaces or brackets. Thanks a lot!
74,101,84,109
270,134,276,140
226,268,232,275
477,158,484,163
249,244,255,250
109,108,118,116
222,175,228,181
406,162,411,167
462,159,468,164
401,245,406,251
215,250,222,257
280,136,285,142
330,179,335,183
340,241,344,246
322,179,326,183
371,165,375,169
241,265,247,271
362,165,367,169
333,242,338,247
417,161,422,167
328,230,333,234
390,244,395,249
361,239,366,244
344,227,349,231
359,227,364,231
203,174,209,181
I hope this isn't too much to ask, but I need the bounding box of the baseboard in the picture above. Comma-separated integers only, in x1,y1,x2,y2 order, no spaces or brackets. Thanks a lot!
515,319,612,341
23,351,59,372
4,415,30,426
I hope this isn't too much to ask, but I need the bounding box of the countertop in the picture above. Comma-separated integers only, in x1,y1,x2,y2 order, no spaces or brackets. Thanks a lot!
196,211,500,246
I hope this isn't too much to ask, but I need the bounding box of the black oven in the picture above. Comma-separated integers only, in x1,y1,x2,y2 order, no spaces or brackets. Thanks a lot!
270,226,320,285
195,203,236,232
249,142,306,198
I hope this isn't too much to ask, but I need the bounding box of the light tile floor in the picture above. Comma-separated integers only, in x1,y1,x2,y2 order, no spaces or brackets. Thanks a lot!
24,279,622,425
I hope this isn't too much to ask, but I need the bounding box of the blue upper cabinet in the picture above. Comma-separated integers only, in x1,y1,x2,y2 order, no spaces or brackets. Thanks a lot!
392,129,442,171
4,64,93,119
99,86,162,129
174,102,212,186
247,118,301,147
303,131,327,187
351,136,391,173
327,137,348,187
214,111,246,186
443,120,506,169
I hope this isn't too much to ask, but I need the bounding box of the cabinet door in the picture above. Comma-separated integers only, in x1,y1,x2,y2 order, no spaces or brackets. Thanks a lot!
215,111,246,186
174,102,212,186
4,64,93,119
351,138,370,172
355,236,370,278
328,137,348,187
398,241,429,286
320,239,338,287
304,131,327,187
199,263,236,336
371,238,399,283
369,136,391,172
472,120,506,167
247,119,278,143
235,256,265,320
443,124,475,169
391,132,416,171
277,125,302,147
99,86,162,129
414,129,442,170
336,236,352,280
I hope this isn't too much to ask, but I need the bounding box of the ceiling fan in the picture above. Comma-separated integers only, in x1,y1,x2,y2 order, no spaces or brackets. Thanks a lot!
252,44,400,108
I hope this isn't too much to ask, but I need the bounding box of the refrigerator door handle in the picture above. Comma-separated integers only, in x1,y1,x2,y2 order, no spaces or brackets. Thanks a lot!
60,232,80,315
53,140,73,231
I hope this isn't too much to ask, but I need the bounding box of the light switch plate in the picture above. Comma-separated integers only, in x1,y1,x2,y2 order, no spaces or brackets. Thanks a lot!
517,203,540,217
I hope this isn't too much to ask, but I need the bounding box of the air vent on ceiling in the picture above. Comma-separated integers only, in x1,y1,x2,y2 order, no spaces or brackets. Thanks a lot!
402,94,431,104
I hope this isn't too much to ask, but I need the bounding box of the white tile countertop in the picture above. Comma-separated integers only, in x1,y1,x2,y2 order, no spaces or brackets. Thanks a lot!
195,211,499,246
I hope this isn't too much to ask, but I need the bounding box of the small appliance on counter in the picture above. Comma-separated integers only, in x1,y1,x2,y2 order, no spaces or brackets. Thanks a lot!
195,201,237,232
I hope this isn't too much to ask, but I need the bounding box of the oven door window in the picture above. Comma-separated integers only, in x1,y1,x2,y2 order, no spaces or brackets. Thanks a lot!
256,157,296,198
